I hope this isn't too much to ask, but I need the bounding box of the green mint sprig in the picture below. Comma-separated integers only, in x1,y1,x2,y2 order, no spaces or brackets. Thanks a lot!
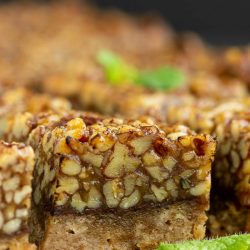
97,50,186,91
96,50,137,85
157,234,250,250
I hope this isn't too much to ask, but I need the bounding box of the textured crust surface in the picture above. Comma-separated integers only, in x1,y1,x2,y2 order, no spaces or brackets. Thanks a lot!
0,234,36,250
39,200,207,250
31,115,214,214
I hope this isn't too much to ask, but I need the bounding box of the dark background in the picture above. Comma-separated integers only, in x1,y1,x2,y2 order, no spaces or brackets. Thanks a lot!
93,0,250,45
1,0,250,45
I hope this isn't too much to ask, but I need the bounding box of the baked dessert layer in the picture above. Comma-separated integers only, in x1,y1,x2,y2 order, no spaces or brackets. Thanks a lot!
29,114,215,248
32,200,207,250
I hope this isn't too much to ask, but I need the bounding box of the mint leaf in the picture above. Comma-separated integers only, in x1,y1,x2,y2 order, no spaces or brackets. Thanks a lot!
136,66,185,91
96,50,138,85
97,50,185,90
157,234,250,250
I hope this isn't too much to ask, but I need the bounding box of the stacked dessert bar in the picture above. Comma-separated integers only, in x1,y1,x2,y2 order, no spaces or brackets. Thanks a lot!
0,86,216,249
28,116,215,249
77,79,250,235
0,1,250,249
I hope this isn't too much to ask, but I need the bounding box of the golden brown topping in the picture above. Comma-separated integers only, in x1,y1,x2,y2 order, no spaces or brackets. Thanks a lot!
30,116,215,213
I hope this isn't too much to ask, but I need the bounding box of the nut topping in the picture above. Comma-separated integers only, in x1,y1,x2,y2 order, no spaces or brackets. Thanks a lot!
61,158,81,176
103,180,124,208
130,136,152,155
71,193,86,212
120,189,140,209
2,218,21,235
56,177,79,195
30,115,215,213
151,184,168,202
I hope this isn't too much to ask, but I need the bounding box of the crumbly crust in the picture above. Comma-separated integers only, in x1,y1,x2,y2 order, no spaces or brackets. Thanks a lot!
32,200,207,250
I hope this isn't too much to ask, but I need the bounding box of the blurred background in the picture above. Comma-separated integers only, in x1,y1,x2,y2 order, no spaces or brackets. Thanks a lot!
94,0,250,45
0,0,250,45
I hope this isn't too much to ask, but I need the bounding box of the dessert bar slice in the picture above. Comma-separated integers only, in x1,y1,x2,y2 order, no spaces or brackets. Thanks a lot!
29,116,216,249
0,87,71,142
166,100,250,211
79,77,247,117
0,141,36,250
82,82,250,209
82,81,250,208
